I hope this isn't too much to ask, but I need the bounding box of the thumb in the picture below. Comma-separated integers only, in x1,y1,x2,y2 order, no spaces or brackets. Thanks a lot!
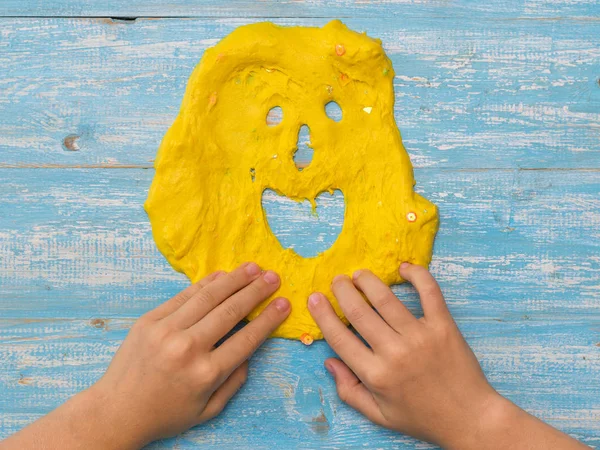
325,358,386,425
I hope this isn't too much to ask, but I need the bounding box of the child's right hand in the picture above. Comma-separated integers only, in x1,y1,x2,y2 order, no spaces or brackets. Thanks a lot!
308,263,588,450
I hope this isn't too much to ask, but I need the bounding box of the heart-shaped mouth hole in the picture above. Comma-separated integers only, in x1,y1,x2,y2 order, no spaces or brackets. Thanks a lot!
262,189,345,258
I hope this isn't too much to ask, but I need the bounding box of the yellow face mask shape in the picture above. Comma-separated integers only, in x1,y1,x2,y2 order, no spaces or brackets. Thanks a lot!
145,20,439,341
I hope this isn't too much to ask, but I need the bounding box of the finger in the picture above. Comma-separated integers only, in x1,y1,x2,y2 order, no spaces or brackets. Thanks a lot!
399,263,450,321
331,275,396,349
166,262,263,329
308,292,374,375
145,271,226,321
214,297,290,374
352,270,416,332
189,270,281,347
325,358,386,426
197,361,248,422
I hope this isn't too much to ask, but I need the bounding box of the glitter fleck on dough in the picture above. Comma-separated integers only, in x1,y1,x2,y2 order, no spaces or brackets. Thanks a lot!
145,20,439,341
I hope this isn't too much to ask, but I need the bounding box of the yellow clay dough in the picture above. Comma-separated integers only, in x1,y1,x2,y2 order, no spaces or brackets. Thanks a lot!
145,20,439,341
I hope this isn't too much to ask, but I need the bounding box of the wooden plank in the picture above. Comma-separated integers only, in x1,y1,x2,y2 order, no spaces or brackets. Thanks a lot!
1,0,599,19
0,318,598,448
0,168,599,321
1,18,598,169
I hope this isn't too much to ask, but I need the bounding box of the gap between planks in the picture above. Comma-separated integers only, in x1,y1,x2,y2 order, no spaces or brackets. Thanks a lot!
0,16,599,22
1,165,600,172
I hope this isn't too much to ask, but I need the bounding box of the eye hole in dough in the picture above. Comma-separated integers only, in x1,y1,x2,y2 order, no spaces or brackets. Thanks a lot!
293,125,313,171
266,106,283,126
325,101,342,122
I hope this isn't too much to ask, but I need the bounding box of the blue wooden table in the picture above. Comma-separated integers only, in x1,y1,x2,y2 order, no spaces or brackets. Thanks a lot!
1,1,599,448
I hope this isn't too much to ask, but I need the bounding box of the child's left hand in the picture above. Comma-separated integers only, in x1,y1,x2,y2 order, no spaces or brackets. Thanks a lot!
1,262,290,450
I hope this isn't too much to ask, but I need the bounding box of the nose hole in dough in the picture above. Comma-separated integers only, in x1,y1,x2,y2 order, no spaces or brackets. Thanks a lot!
266,106,283,126
325,101,342,122
262,189,345,258
293,125,313,171
250,167,256,182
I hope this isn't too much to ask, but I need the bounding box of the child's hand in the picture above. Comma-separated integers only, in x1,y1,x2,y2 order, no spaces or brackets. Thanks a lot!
89,262,290,448
308,263,587,450
307,262,494,447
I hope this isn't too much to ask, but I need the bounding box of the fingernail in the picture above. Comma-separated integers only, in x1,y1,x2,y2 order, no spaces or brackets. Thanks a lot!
274,297,290,312
352,270,362,281
308,293,322,308
324,361,336,377
263,270,279,284
332,274,348,285
400,262,410,269
245,262,261,276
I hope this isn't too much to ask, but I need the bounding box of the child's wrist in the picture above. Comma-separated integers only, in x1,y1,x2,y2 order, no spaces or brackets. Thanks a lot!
441,392,518,450
63,383,147,450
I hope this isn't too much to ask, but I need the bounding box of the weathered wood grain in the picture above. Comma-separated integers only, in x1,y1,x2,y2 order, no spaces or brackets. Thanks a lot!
1,0,599,19
0,318,598,449
1,2,599,447
1,18,598,169
1,168,598,321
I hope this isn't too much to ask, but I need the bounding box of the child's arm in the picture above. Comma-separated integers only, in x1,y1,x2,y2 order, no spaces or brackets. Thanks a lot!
308,263,589,449
1,263,290,450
